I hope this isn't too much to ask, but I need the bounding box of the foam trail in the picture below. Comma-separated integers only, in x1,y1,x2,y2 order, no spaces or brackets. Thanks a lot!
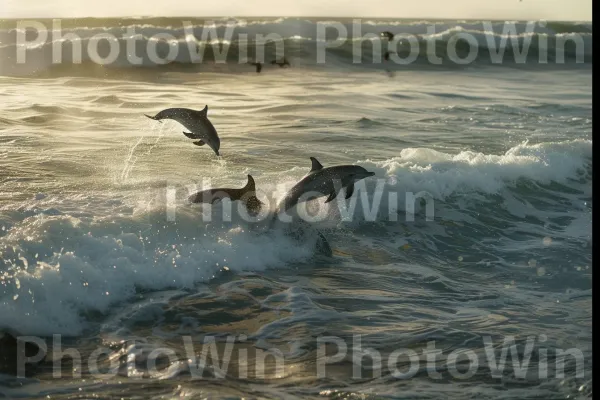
120,121,166,182
121,135,145,181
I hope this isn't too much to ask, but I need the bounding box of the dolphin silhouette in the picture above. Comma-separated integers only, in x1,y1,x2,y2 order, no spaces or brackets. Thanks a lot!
276,157,375,214
248,62,263,73
380,31,394,41
145,106,220,156
271,58,290,67
188,175,263,216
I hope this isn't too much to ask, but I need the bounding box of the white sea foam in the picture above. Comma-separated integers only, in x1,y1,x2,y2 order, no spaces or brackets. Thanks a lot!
361,139,592,199
0,207,315,335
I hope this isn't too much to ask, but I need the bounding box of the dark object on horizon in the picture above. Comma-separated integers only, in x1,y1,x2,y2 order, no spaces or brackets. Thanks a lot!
381,31,394,41
248,62,263,73
271,58,291,67
384,51,391,61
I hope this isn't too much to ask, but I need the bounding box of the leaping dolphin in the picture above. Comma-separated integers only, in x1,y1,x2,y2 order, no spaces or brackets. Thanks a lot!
188,175,263,216
145,106,221,156
276,157,375,214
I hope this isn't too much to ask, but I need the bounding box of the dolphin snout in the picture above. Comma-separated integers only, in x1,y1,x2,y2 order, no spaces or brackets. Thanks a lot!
144,114,161,122
362,171,376,178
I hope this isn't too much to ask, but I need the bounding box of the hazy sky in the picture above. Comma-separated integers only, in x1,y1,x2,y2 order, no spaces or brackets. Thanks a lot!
1,0,592,21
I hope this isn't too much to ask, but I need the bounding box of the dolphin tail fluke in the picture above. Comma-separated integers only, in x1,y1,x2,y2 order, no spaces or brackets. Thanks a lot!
243,176,263,216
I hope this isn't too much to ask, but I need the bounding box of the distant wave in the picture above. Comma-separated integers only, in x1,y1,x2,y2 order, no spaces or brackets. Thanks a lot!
0,18,592,77
365,139,592,199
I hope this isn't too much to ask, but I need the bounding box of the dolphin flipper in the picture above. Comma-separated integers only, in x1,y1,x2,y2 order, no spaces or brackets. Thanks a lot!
182,131,196,139
324,191,338,203
345,183,355,199
193,140,206,146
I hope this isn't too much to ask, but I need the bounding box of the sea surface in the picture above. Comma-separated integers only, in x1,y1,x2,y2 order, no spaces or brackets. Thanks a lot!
0,18,593,399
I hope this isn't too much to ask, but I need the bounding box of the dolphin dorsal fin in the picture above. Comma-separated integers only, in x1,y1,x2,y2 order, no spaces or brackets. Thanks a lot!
244,175,256,192
199,105,208,117
310,157,324,173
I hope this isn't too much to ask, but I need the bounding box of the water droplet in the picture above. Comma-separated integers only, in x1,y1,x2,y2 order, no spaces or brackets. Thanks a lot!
543,237,552,246
536,267,546,276
458,256,463,262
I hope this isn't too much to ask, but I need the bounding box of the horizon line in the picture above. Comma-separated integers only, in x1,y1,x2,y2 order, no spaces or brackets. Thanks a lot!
0,15,592,23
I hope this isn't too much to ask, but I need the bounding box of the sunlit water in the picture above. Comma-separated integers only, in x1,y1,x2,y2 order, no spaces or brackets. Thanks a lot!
0,17,593,400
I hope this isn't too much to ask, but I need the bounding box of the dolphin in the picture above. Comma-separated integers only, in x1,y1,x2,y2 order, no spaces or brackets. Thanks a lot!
276,157,375,214
144,106,220,156
188,174,263,215
188,175,332,256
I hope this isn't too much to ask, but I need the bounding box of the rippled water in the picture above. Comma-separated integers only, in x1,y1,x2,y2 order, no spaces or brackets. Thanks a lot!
0,18,593,400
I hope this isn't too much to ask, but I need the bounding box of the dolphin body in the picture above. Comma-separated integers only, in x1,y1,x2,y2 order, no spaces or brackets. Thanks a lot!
189,175,263,215
145,106,221,156
276,157,375,214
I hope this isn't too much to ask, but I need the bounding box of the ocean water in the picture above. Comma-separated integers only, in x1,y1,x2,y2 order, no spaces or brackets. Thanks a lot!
0,18,593,399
